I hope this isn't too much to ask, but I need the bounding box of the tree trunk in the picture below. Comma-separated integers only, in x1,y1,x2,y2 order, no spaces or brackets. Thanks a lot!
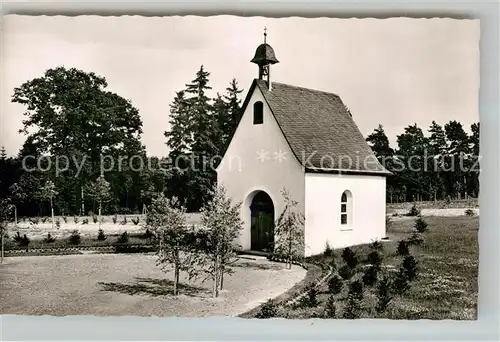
174,262,180,296
50,197,55,230
219,267,224,290
81,186,85,216
1,233,4,264
98,200,102,231
213,256,220,298
14,205,17,225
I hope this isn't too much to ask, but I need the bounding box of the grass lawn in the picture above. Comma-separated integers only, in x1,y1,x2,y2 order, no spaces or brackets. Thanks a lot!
270,216,479,320
0,254,306,317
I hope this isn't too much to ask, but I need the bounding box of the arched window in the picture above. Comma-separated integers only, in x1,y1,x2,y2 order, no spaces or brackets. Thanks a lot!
340,190,352,226
253,101,264,125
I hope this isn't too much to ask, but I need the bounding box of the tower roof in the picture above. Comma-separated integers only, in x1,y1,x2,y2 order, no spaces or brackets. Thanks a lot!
250,43,279,66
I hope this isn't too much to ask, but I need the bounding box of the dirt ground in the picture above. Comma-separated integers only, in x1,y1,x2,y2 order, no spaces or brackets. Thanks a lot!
0,253,306,317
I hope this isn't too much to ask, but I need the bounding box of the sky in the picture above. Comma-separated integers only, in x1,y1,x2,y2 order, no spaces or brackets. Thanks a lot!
0,15,480,157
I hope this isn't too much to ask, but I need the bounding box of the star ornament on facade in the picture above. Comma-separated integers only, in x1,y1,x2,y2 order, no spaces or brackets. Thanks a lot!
274,149,288,163
256,149,270,162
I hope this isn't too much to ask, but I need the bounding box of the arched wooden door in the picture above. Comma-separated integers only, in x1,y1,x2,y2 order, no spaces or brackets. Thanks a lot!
250,191,275,252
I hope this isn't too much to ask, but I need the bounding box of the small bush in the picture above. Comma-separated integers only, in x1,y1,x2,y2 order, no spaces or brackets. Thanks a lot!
120,216,127,225
323,242,334,258
341,247,358,269
299,284,319,308
41,216,49,223
55,219,61,229
445,195,452,204
328,275,343,294
143,228,154,240
62,216,68,223
44,233,56,243
414,216,428,233
256,299,278,319
92,215,98,224
392,270,410,295
97,229,107,241
402,255,419,282
342,280,364,319
68,230,81,245
132,216,140,225
407,203,420,217
73,216,79,224
376,275,393,313
396,240,410,257
30,217,40,225
338,264,354,280
112,214,118,224
366,251,383,269
82,218,89,225
19,234,30,247
324,295,337,318
370,240,384,251
328,258,337,271
117,231,129,244
13,231,22,243
464,208,475,217
407,232,424,246
362,266,379,287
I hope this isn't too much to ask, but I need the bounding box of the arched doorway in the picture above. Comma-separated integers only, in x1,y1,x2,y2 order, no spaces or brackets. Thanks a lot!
250,191,275,252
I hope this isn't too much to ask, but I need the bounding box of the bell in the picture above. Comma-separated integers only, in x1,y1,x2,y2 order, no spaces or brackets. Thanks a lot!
251,43,279,66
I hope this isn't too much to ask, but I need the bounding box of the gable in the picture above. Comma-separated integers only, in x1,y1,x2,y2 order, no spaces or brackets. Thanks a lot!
216,83,303,174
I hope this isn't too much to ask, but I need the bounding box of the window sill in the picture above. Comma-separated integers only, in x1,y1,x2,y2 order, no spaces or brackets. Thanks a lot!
340,227,353,231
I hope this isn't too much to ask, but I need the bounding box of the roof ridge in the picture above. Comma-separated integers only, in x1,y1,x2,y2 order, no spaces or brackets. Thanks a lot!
265,80,341,97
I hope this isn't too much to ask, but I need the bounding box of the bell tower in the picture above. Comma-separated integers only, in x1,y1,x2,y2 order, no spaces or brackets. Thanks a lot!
251,27,279,90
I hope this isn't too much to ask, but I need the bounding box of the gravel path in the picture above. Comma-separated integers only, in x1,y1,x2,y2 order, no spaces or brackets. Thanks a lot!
0,253,305,317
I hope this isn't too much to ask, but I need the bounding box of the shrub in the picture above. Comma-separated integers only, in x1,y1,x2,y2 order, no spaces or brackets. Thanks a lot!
41,216,49,223
396,240,410,257
328,275,343,294
30,217,40,225
117,231,129,244
143,228,154,240
300,284,319,308
120,216,127,225
73,216,79,224
366,251,383,269
370,240,384,251
362,266,378,287
256,299,278,319
375,275,393,313
68,230,81,245
414,216,428,233
323,242,334,258
338,264,354,280
19,234,30,247
44,233,56,243
407,203,420,217
62,216,67,223
445,195,452,205
341,247,358,269
132,216,140,225
402,255,418,282
92,215,98,224
324,295,337,318
464,208,475,217
342,280,364,319
13,231,22,243
112,214,118,224
55,219,61,229
406,232,424,246
97,229,107,241
392,270,410,295
82,218,89,225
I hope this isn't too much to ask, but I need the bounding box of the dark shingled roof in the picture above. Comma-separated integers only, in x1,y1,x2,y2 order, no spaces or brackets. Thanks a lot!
225,79,391,176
